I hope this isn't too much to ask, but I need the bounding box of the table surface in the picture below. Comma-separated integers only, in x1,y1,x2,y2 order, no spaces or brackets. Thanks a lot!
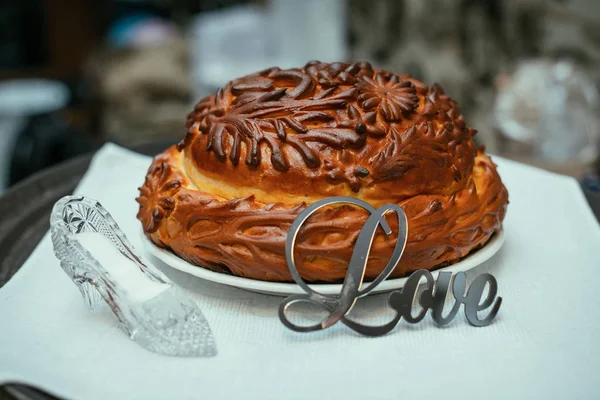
0,143,598,400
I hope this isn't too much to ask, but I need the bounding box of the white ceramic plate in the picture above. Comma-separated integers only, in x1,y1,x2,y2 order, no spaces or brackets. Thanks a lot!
141,229,504,296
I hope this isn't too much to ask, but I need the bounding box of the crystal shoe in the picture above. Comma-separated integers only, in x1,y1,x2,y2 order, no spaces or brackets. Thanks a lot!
50,195,216,357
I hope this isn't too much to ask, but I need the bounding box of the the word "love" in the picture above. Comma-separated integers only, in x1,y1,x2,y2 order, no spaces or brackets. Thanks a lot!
278,197,502,336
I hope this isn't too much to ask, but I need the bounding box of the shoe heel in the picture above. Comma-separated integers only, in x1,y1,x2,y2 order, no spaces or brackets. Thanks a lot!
75,277,103,310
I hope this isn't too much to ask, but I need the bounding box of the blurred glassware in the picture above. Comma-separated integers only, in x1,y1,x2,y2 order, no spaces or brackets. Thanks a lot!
188,5,270,100
0,80,69,194
269,0,346,67
188,0,347,100
494,59,600,165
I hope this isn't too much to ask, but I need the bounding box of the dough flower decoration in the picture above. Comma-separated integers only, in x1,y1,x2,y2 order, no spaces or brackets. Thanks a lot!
356,73,419,121
137,161,181,233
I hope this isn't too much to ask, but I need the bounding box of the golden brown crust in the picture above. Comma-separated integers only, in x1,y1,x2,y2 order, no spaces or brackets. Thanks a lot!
136,61,509,283
178,61,476,206
137,147,507,282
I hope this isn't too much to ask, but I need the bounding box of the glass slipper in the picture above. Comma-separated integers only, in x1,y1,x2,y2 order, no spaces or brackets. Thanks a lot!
50,195,216,357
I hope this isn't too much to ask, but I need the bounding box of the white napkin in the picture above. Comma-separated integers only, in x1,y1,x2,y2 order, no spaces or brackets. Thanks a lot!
1,143,599,400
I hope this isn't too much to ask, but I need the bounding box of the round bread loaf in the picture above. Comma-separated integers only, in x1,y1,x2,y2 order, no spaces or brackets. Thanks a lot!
136,61,508,282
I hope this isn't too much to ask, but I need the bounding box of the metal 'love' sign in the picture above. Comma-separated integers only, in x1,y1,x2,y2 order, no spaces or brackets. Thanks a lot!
278,197,502,336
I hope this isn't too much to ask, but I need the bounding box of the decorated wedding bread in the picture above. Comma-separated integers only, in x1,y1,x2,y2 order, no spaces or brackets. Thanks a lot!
136,61,508,283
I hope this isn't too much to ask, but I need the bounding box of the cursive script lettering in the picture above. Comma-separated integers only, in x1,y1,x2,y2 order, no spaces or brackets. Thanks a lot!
388,270,502,328
279,197,502,336
280,196,408,334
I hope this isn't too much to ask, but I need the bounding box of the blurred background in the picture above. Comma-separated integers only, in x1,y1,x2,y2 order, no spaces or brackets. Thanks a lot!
0,0,599,198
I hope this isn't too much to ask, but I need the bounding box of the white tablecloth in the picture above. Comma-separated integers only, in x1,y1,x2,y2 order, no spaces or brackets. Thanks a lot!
1,143,599,400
